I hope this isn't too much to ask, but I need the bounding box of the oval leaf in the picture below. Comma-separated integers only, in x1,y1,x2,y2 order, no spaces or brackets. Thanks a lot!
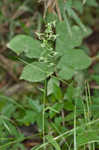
20,62,54,82
56,22,91,55
57,49,91,70
7,35,42,58
57,66,75,80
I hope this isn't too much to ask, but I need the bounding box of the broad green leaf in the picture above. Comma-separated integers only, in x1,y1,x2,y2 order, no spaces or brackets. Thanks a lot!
46,135,61,150
56,49,91,80
7,35,42,58
56,22,91,55
56,23,83,55
57,66,75,80
47,77,60,96
57,49,91,70
20,62,54,82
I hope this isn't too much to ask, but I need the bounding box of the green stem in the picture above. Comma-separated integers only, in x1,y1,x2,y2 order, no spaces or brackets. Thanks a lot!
43,79,47,150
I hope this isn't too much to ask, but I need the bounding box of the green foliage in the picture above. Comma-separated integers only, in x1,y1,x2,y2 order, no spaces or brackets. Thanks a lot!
56,22,91,54
0,95,25,150
57,49,91,80
46,135,61,150
1,0,99,149
7,35,42,58
19,98,44,131
20,62,54,82
8,21,91,82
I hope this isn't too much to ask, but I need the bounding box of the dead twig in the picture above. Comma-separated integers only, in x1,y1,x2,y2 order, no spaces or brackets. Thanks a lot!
43,0,56,18
55,0,62,21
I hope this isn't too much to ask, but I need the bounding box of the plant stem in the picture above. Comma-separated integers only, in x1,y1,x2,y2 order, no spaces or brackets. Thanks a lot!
43,79,47,150
74,105,77,150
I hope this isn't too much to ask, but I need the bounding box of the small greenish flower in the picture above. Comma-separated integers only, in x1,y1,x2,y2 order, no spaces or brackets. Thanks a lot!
36,21,57,65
